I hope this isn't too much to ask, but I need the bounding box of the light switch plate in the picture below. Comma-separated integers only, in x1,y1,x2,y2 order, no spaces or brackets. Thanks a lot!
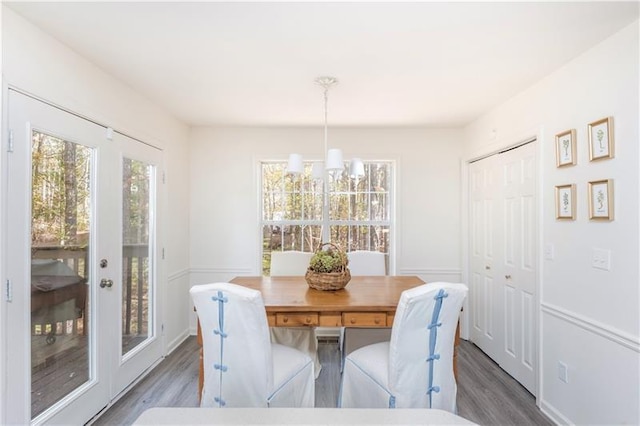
592,248,611,271
544,244,554,260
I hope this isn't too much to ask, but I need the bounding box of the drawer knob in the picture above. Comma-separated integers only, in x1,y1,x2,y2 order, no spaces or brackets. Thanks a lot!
350,318,356,324
374,318,381,325
283,316,288,323
305,316,311,324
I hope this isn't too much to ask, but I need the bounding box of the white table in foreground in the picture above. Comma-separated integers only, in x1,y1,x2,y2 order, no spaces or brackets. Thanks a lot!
132,407,477,425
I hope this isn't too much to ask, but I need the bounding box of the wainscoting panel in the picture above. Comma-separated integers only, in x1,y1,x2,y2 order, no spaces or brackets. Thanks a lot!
539,303,639,425
165,268,191,355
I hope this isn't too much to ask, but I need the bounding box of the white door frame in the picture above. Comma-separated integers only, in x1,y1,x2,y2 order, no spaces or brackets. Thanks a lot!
459,126,544,404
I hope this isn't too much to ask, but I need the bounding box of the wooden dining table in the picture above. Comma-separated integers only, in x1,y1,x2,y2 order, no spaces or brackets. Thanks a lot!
196,275,459,399
230,275,424,327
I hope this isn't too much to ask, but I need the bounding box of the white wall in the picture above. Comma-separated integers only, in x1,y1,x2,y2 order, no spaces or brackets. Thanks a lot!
1,6,192,358
463,21,639,424
188,126,464,331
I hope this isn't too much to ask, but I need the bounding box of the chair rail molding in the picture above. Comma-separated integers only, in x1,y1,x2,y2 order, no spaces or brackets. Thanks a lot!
167,268,189,282
541,302,639,352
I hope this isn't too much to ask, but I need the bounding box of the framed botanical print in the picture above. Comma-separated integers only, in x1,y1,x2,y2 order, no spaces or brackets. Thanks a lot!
588,179,614,220
555,184,576,220
555,129,576,167
588,117,614,161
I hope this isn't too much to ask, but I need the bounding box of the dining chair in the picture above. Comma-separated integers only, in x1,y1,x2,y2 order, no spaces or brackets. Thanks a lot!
340,282,468,412
341,250,389,370
190,283,314,407
347,250,386,276
269,251,322,378
270,251,313,276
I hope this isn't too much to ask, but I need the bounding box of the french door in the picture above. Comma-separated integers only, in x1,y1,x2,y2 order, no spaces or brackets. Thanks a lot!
469,141,537,395
4,90,164,425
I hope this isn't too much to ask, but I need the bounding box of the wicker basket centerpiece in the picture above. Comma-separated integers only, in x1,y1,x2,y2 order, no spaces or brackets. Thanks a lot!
305,242,351,291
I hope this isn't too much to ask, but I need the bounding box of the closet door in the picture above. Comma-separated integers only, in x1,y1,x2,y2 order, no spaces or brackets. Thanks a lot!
469,154,501,362
469,141,537,395
499,143,536,393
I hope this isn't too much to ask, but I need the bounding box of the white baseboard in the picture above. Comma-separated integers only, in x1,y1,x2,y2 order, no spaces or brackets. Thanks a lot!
540,399,569,425
166,329,191,355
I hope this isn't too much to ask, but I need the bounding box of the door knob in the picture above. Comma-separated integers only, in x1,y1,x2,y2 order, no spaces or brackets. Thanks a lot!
100,278,113,288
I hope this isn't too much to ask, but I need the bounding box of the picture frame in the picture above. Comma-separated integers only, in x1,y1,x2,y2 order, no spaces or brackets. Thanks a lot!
588,117,614,161
588,179,614,220
555,129,576,167
555,184,576,220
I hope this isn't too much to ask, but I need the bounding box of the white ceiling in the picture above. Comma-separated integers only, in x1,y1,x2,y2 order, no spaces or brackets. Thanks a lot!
6,2,639,127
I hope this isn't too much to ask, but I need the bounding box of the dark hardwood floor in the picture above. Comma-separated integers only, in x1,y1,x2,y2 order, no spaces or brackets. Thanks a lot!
89,337,552,425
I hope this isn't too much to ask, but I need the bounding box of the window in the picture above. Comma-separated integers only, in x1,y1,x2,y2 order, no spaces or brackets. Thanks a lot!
261,161,392,275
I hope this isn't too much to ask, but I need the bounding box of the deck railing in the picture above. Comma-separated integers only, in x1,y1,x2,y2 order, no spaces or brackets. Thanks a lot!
31,245,149,340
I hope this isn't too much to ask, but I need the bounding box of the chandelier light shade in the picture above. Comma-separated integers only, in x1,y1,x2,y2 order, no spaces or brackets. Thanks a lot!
326,148,344,172
286,153,304,175
349,158,365,179
311,162,324,180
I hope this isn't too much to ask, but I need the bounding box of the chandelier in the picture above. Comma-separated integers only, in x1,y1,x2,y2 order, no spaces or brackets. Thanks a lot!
286,76,365,180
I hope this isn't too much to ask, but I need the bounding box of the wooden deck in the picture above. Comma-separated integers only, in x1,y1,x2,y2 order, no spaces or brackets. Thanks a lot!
31,333,89,418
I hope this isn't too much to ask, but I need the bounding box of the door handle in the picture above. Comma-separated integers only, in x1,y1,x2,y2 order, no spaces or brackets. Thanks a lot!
100,278,114,288
505,275,512,280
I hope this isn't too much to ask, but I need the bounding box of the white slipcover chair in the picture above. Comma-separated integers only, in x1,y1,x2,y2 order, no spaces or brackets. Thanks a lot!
269,251,322,378
341,251,389,370
190,283,314,408
347,250,386,276
340,282,468,412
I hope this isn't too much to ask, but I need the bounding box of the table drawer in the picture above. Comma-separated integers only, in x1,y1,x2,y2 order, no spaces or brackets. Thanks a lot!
276,313,319,326
343,312,387,327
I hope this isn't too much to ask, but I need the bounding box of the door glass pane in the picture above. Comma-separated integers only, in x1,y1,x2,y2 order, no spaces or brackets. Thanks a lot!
122,158,153,355
30,131,92,418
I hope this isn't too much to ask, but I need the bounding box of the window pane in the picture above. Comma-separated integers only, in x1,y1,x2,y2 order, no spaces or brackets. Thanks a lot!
330,225,349,249
302,225,322,251
262,225,321,275
121,158,153,356
303,193,323,220
263,225,282,251
352,192,369,221
263,191,285,221
262,163,285,220
284,191,302,219
329,192,349,220
31,131,92,418
371,225,390,252
282,225,303,250
370,192,389,221
370,163,391,192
